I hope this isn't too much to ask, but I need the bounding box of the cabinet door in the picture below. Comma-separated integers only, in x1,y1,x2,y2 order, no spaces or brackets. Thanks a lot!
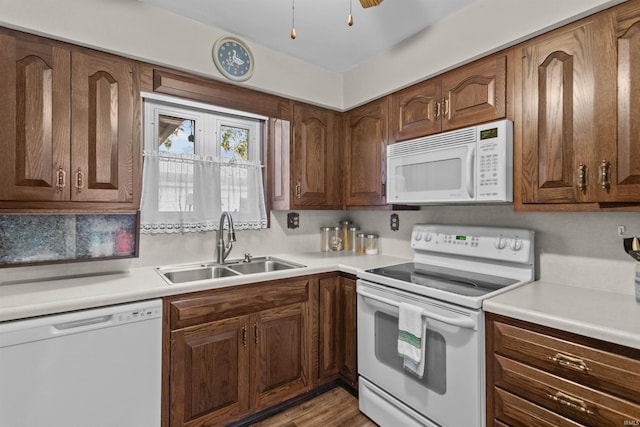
345,98,388,207
71,50,138,204
250,303,310,411
611,6,640,201
170,316,249,427
292,102,343,208
390,78,440,142
340,277,358,387
318,276,341,382
0,32,71,202
441,54,506,132
520,16,615,203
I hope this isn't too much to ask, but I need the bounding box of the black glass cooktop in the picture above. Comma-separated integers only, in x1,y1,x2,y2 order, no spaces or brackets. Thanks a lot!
365,262,518,297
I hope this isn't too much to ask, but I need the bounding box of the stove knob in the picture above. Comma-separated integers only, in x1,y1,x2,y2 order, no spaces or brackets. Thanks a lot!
510,238,523,251
414,232,423,241
424,233,433,242
494,236,506,250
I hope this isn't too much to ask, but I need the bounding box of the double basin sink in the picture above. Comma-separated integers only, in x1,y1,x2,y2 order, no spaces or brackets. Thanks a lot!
156,256,305,284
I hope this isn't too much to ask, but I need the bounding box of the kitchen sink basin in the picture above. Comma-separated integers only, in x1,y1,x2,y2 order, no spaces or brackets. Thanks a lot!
156,256,305,284
226,257,304,275
159,265,241,284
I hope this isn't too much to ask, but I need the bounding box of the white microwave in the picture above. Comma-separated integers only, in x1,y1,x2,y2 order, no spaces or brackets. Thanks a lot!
387,119,513,204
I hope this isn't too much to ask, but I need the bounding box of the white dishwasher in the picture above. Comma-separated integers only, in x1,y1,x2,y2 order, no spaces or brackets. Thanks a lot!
0,299,162,427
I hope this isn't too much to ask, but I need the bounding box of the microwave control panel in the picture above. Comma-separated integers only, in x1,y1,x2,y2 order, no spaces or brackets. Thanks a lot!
476,120,513,202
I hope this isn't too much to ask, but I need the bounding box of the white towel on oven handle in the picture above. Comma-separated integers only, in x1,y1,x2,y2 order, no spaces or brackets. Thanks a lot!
397,302,427,378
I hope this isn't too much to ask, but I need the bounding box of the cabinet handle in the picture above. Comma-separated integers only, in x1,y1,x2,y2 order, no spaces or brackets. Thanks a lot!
434,101,441,119
253,323,258,344
242,326,247,347
577,163,587,192
598,159,610,190
548,391,594,415
442,97,449,118
295,182,301,198
381,182,386,197
56,167,66,191
548,352,590,373
75,169,84,192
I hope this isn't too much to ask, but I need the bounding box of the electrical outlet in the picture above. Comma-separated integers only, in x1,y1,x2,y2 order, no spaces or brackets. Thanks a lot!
617,225,626,237
287,212,300,229
390,213,399,232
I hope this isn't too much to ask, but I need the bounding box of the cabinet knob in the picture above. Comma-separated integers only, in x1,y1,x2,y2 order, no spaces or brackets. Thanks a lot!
598,159,610,190
577,163,587,192
75,169,85,193
56,166,66,191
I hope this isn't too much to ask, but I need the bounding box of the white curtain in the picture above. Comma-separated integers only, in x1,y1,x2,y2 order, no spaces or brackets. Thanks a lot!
140,151,267,234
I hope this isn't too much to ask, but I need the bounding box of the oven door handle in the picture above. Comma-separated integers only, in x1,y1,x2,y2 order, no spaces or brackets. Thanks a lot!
357,289,477,330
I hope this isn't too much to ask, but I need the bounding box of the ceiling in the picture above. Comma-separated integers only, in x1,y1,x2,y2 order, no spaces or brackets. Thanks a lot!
142,0,476,73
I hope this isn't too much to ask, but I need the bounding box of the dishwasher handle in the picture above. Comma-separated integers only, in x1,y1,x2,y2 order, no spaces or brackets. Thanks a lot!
53,315,113,331
357,289,477,330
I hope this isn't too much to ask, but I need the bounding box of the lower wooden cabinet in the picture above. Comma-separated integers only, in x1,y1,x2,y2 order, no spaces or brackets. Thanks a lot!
339,277,358,387
486,313,640,427
164,277,312,427
316,275,358,388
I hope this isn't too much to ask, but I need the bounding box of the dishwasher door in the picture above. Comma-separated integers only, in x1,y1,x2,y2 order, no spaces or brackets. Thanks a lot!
0,299,162,427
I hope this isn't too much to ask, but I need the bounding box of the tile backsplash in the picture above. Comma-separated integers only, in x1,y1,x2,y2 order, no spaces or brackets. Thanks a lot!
0,214,138,267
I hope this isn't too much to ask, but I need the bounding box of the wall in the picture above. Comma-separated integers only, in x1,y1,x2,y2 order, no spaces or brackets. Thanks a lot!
343,0,625,107
348,207,640,296
0,0,624,110
0,0,342,109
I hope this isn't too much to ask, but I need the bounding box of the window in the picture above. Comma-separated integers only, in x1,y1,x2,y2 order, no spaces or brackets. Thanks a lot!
140,96,267,234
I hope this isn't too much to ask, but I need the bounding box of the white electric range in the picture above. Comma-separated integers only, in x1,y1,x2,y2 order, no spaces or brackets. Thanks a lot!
357,224,535,427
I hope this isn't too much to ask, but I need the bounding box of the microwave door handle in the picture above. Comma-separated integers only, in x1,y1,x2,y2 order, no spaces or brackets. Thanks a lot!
466,145,475,199
357,289,476,330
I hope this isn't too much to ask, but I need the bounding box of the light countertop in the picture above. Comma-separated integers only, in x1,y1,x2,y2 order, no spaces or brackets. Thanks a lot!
0,252,409,322
484,280,640,350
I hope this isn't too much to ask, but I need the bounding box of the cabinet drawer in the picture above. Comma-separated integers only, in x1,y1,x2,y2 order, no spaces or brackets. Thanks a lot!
495,387,582,427
168,278,310,330
492,320,640,404
495,355,640,426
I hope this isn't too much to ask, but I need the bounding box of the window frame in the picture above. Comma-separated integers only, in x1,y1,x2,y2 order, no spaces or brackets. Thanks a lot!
142,93,267,221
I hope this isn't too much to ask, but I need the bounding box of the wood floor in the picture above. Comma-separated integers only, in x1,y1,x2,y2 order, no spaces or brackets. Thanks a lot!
249,387,378,427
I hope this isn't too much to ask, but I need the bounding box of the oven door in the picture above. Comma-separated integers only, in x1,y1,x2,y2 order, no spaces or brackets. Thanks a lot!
387,142,475,204
357,279,484,427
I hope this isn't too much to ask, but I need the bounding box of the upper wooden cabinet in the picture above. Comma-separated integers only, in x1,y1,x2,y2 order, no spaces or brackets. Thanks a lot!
0,30,140,210
519,3,640,206
612,1,640,202
271,102,343,210
390,54,507,142
344,97,389,207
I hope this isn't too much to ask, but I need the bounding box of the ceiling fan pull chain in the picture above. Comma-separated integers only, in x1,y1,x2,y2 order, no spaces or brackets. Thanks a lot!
290,0,297,39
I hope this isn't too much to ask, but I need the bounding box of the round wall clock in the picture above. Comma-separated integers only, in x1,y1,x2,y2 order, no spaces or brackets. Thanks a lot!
212,37,254,82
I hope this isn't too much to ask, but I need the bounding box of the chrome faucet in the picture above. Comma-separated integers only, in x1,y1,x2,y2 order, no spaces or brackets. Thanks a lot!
216,211,236,264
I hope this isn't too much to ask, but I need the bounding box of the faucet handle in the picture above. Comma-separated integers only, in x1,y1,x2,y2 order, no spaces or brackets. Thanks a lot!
243,253,252,263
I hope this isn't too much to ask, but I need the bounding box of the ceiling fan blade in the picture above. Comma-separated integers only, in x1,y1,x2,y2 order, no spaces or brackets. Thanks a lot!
359,0,384,8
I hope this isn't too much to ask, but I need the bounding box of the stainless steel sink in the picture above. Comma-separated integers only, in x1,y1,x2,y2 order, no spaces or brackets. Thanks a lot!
159,265,240,284
226,257,305,275
156,256,305,284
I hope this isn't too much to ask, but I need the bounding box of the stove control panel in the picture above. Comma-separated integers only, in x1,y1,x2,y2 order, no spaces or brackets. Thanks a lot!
411,224,534,264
